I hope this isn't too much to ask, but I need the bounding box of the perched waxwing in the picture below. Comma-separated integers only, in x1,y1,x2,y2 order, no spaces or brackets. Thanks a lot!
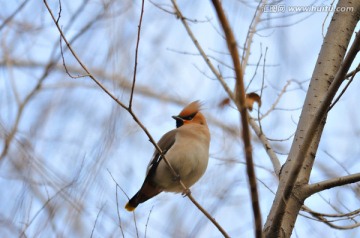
125,101,211,211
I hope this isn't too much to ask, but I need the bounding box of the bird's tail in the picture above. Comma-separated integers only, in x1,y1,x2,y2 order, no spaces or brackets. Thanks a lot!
125,193,142,211
125,182,162,212
125,199,137,212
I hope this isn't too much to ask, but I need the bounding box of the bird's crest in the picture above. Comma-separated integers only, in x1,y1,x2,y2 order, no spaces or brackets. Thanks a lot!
178,101,202,118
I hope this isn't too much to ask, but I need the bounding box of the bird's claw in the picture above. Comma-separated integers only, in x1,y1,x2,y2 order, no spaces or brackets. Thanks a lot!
182,188,191,197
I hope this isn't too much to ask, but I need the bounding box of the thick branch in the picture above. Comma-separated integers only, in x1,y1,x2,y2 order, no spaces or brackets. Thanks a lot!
268,28,360,238
282,29,360,197
265,0,360,236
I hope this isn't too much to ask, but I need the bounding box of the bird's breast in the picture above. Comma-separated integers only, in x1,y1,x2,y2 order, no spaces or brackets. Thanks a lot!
153,127,210,192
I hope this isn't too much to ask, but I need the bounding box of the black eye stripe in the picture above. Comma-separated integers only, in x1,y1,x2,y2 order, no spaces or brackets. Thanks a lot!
182,115,193,120
181,112,197,120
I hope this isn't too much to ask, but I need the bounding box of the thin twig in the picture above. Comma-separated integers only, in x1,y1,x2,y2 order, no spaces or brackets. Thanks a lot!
246,47,263,91
115,187,126,238
60,36,89,78
323,150,351,176
19,182,74,237
257,46,267,133
56,0,61,23
345,65,360,79
90,203,106,238
321,0,336,38
211,1,262,237
241,0,266,72
43,0,128,109
132,209,139,238
259,80,291,120
302,205,360,219
44,1,179,183
302,205,360,230
108,169,126,238
328,63,360,111
129,0,145,109
0,0,29,31
171,0,236,103
248,117,281,176
145,206,154,238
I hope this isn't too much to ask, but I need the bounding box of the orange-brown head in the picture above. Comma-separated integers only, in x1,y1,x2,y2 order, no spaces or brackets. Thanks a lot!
172,101,208,128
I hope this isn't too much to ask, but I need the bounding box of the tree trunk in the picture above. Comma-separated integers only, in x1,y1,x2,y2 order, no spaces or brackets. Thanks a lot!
263,1,360,237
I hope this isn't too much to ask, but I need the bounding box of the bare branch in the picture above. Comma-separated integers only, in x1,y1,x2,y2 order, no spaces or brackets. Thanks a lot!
43,0,128,110
303,205,360,219
242,0,266,72
129,0,145,109
328,63,360,111
132,210,140,238
302,205,360,230
246,48,263,91
144,206,154,238
0,0,28,32
19,182,75,237
60,37,89,79
171,0,236,102
305,173,360,196
321,0,336,38
345,65,360,79
107,169,128,237
259,80,291,120
211,0,262,237
248,118,281,176
90,203,106,238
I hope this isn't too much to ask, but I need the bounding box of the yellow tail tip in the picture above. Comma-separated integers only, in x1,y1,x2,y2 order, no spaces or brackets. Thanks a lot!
125,203,136,212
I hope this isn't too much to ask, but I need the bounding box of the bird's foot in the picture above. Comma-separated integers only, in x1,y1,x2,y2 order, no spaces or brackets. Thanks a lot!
182,188,191,197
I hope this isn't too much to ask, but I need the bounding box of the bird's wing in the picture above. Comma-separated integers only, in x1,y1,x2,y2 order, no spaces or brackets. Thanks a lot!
125,130,178,210
145,129,177,180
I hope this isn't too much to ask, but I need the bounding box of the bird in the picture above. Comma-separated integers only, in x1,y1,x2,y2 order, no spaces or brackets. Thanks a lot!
125,101,211,212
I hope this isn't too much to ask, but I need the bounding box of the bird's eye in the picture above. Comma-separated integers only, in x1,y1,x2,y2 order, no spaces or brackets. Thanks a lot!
181,113,197,121
183,115,194,120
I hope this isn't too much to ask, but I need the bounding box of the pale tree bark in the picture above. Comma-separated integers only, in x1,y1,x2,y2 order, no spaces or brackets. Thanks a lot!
264,1,360,237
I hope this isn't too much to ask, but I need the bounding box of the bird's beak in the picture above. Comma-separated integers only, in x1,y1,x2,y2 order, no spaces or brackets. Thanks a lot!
172,115,184,128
